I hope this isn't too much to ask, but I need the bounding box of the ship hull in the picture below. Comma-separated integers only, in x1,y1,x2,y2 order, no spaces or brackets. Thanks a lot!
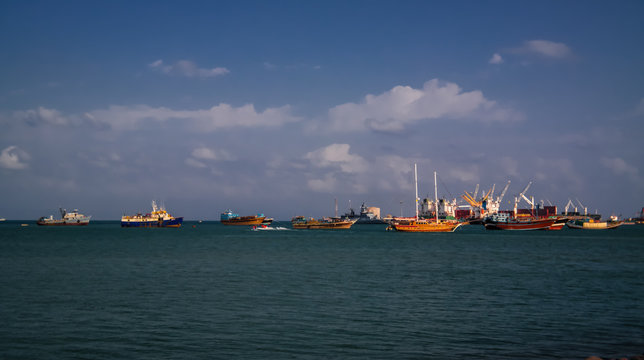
566,220,623,230
37,219,90,226
484,218,555,230
392,220,465,232
292,222,354,229
221,216,266,226
121,217,183,228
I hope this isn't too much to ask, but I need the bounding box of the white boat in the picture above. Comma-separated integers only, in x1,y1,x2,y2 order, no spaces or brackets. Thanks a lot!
251,225,289,231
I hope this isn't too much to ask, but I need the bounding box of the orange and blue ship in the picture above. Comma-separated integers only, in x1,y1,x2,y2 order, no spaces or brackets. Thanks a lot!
121,201,183,228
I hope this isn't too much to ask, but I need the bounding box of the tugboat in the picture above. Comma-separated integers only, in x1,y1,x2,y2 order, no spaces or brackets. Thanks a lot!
121,201,183,228
220,209,266,225
37,208,91,226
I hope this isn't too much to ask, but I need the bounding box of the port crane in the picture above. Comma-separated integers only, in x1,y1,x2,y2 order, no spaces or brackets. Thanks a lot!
564,199,576,214
496,181,510,203
575,198,588,215
513,181,533,215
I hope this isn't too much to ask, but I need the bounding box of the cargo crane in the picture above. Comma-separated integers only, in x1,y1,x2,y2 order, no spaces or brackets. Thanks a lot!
513,181,532,216
497,181,511,203
575,198,588,216
563,199,576,215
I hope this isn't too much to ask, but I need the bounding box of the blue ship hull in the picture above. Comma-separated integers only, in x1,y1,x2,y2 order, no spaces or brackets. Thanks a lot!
121,217,183,228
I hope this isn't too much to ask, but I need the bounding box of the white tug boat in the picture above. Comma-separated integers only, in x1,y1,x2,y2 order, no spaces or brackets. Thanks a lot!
37,208,91,226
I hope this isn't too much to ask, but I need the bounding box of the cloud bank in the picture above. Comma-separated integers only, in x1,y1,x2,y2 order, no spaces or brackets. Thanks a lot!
329,79,520,132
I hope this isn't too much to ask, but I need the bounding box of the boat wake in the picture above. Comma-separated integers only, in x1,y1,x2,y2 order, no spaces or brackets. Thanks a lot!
251,226,290,231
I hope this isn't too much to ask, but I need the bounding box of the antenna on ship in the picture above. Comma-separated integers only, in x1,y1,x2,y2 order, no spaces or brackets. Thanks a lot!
434,171,439,222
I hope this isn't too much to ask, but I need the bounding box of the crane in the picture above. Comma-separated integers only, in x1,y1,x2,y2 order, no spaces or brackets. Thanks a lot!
514,181,532,215
472,184,480,200
496,181,511,203
564,199,576,214
575,198,588,215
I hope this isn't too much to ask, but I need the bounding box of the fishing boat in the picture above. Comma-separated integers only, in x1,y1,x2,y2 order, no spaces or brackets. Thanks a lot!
389,165,465,233
291,216,356,229
37,208,91,226
483,212,555,230
220,209,266,225
121,201,183,228
566,217,624,230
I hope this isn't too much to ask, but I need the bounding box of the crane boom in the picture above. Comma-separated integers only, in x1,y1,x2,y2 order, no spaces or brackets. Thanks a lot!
497,181,511,202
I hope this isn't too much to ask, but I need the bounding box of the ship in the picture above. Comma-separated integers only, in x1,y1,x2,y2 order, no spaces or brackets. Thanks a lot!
389,165,466,233
291,216,357,229
343,202,387,224
220,209,266,225
121,201,183,228
566,217,624,230
37,208,91,226
483,212,555,231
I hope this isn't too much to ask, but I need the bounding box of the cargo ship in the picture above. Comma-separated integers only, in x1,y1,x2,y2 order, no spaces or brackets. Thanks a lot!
220,209,266,225
37,208,91,226
291,216,357,229
121,201,183,228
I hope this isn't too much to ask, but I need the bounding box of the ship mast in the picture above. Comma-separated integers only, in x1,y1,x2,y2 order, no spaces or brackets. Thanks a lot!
434,171,439,222
414,163,419,220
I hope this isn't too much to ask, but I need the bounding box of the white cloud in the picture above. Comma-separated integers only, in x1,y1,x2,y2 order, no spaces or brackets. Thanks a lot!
307,173,337,193
600,156,638,177
305,144,368,174
191,147,234,161
84,103,300,131
149,59,230,78
0,146,30,169
328,79,520,132
516,40,573,59
489,53,504,64
13,107,70,126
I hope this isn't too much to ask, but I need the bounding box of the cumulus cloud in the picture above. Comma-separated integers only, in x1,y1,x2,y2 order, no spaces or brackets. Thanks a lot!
0,146,30,169
186,146,235,168
307,173,337,193
489,53,504,64
305,144,368,174
514,40,573,59
149,59,230,78
328,79,520,132
600,156,639,177
13,107,70,126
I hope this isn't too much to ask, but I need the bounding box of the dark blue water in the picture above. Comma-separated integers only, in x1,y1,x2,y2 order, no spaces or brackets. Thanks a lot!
1,221,643,359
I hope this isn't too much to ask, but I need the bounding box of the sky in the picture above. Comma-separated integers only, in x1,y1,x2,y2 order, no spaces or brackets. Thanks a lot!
1,0,643,220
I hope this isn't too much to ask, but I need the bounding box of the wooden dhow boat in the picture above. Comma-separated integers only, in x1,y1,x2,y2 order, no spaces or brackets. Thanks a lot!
220,209,266,225
483,213,555,231
291,216,356,229
389,165,466,233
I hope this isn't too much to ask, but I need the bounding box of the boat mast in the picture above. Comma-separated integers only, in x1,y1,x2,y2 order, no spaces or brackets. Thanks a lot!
434,171,439,222
414,163,419,220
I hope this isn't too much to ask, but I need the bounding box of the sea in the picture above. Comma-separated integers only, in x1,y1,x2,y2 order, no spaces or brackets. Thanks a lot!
1,221,643,360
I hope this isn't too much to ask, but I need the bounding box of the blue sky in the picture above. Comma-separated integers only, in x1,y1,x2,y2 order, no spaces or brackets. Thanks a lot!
1,0,643,220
